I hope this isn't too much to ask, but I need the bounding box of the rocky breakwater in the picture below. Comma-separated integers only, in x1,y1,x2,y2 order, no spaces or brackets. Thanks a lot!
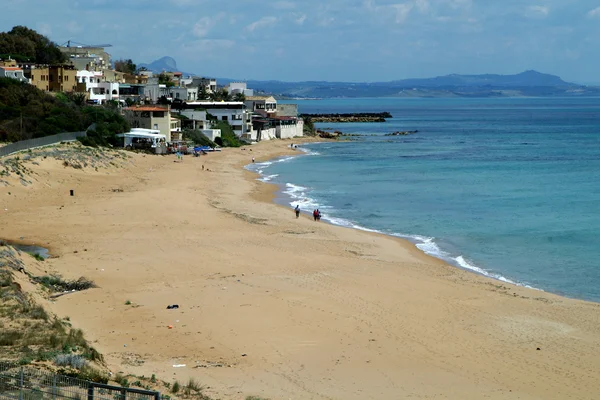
301,112,392,123
385,130,418,136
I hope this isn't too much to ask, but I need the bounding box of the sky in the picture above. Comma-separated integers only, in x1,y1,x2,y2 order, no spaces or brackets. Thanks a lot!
2,0,600,83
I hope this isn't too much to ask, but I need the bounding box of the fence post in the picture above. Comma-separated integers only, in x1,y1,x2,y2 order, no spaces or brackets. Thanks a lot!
121,387,127,400
87,383,94,400
52,375,57,400
18,367,24,400
154,392,161,400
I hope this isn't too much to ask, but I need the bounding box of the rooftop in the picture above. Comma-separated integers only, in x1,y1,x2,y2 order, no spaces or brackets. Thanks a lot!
124,106,169,112
0,67,23,71
246,96,275,101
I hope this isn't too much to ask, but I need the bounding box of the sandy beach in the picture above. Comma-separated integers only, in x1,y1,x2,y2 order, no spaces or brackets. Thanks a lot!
2,140,600,400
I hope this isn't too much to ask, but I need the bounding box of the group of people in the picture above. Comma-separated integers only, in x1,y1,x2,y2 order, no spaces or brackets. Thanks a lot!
313,209,322,221
293,205,322,221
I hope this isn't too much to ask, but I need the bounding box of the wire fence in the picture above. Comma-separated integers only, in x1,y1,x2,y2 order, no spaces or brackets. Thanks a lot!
0,132,87,158
0,363,161,400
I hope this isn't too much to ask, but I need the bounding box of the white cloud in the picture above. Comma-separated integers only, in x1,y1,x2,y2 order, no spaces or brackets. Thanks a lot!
587,7,600,18
193,17,215,37
526,5,549,18
246,16,277,32
415,0,429,13
294,14,307,25
391,3,413,23
37,23,52,36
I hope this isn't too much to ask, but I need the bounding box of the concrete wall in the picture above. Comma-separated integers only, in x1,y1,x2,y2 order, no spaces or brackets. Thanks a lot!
257,127,277,141
201,129,221,141
0,132,87,158
277,104,298,117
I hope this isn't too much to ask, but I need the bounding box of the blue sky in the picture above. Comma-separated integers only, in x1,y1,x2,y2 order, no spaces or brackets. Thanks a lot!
3,0,600,83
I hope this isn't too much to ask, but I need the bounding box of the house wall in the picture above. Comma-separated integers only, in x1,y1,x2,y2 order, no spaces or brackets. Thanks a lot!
103,69,125,83
48,66,77,92
201,129,221,141
276,124,300,139
206,108,247,136
259,127,277,141
0,68,28,82
22,66,49,91
277,104,299,117
88,82,120,104
125,110,172,142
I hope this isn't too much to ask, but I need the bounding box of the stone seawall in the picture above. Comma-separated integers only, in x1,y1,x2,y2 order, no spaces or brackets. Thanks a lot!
300,112,392,123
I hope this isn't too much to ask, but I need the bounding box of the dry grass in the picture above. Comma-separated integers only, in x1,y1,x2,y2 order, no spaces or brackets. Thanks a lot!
0,248,104,373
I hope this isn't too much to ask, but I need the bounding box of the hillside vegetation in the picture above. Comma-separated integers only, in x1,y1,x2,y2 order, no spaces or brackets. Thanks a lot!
0,78,129,144
0,26,66,64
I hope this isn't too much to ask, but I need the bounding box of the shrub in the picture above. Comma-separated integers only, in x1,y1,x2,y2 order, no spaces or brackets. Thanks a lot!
28,253,45,261
213,121,242,147
182,129,216,147
54,353,88,369
171,381,180,394
186,378,203,392
0,330,21,346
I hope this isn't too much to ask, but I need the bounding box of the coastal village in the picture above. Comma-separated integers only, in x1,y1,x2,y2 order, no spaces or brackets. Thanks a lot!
0,42,305,151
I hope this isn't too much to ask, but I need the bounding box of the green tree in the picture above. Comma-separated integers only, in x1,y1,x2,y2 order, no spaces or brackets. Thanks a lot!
0,77,128,144
303,117,315,136
197,85,209,100
209,88,231,102
114,59,137,75
183,129,216,147
233,92,246,102
0,26,67,64
212,121,241,147
158,73,175,87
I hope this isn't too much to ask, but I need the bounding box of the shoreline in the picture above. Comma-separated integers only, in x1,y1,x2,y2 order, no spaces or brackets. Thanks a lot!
245,142,572,303
2,140,600,399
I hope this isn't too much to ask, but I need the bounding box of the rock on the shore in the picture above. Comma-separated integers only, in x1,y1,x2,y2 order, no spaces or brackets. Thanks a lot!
385,130,419,136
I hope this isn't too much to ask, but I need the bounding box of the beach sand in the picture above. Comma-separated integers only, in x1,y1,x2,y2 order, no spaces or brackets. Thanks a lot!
2,140,600,400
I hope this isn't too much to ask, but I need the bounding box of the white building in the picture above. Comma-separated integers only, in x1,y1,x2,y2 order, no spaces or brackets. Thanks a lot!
183,102,252,137
77,70,119,104
164,86,198,102
226,82,254,97
181,77,217,95
0,66,28,82
245,96,277,116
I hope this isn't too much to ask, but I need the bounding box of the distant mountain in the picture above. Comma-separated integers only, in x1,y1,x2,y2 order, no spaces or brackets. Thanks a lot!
135,58,599,98
386,70,572,87
137,56,194,75
242,71,581,98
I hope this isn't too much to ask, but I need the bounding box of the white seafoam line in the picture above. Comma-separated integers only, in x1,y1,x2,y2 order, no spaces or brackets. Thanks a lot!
246,146,538,291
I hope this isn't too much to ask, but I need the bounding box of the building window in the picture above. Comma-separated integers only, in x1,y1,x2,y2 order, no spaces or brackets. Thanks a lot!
153,124,158,130
222,116,228,121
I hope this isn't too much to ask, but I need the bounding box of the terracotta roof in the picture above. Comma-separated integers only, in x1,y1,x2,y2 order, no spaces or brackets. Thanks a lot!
1,67,23,71
124,106,169,112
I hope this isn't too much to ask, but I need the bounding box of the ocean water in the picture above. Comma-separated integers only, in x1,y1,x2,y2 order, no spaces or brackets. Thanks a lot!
247,97,600,302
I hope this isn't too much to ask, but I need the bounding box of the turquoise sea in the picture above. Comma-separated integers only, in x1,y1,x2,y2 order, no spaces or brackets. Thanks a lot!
247,98,600,302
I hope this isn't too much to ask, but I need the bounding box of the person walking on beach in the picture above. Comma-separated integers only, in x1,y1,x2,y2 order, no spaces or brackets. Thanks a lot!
295,205,300,218
313,209,318,221
317,209,321,221
252,157,255,163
